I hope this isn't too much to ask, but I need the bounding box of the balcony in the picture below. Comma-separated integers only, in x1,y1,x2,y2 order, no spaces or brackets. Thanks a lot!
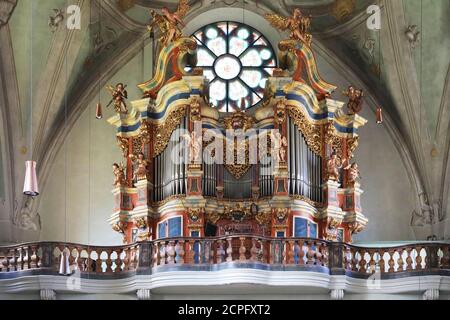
1,236,449,300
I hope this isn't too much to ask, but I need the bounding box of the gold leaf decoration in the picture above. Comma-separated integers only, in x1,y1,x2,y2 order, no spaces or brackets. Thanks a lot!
153,106,187,157
287,105,322,156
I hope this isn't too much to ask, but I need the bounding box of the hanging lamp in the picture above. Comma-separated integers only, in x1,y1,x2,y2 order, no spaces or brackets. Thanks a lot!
23,1,39,196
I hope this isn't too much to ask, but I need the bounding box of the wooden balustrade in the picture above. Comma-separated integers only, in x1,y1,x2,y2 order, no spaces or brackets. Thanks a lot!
0,239,449,277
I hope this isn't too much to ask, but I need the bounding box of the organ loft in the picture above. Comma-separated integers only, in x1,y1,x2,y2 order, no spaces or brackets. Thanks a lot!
106,3,368,245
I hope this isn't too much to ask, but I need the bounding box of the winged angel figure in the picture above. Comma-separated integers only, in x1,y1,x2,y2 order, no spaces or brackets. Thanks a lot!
147,0,190,47
265,8,312,46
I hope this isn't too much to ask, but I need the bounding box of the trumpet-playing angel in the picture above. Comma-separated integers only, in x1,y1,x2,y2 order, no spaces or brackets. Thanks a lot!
147,0,190,47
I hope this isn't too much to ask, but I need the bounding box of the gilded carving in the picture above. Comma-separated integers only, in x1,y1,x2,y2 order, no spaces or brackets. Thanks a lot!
265,9,312,46
188,208,202,223
255,211,271,226
153,106,187,157
287,105,322,156
189,97,201,122
117,136,129,157
274,208,289,224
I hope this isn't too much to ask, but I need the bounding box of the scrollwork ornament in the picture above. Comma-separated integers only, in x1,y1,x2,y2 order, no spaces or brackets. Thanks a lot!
153,106,187,157
287,106,322,156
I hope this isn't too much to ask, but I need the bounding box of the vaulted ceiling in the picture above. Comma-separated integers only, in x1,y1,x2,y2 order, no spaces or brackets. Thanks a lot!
0,0,449,239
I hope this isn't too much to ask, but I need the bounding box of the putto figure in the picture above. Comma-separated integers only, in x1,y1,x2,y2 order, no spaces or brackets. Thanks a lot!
106,83,128,114
112,163,126,187
130,152,149,181
147,0,190,47
326,153,342,181
182,131,202,164
343,86,364,115
265,8,312,46
345,162,361,184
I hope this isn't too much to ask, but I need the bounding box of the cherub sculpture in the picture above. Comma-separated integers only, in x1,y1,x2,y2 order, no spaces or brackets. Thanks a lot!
344,162,361,184
130,152,148,181
147,0,190,47
112,162,126,187
342,86,364,115
182,131,202,164
265,8,312,46
106,83,128,114
270,131,288,163
326,153,342,181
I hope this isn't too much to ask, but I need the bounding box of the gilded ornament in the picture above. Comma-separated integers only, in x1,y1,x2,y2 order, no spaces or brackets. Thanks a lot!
106,83,128,114
117,136,129,157
188,208,202,223
147,0,190,47
265,9,312,46
153,106,187,157
255,211,271,226
274,208,289,224
287,105,322,156
189,97,202,122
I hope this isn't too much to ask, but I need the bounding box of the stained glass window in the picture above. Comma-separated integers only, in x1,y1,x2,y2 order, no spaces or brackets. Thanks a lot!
190,22,277,112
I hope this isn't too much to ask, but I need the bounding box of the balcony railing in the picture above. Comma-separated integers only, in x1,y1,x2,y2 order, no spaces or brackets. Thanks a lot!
0,236,449,278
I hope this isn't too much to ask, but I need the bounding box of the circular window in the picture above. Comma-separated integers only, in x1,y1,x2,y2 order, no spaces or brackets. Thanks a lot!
190,21,277,112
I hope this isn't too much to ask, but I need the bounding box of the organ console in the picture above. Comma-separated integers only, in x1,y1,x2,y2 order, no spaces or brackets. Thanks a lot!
106,26,368,245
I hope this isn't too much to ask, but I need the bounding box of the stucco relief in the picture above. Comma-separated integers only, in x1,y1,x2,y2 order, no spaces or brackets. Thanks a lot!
0,0,17,27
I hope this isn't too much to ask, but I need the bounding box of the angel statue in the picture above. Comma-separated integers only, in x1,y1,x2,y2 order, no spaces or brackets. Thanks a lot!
344,162,361,184
326,153,342,182
106,83,128,114
265,8,312,46
130,152,149,181
270,131,288,163
182,131,202,164
343,86,364,115
112,162,127,187
147,0,190,47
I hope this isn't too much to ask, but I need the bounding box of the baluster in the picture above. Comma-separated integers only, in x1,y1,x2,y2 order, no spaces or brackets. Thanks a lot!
344,247,351,270
359,249,367,273
306,242,315,265
287,240,295,265
405,248,413,271
2,251,9,272
351,250,359,272
104,249,112,273
167,241,175,265
68,247,75,271
441,246,450,269
159,242,167,265
9,249,17,272
30,245,38,269
115,249,123,272
298,240,305,265
282,240,287,265
378,250,385,273
95,249,103,273
204,240,211,264
183,240,191,264
250,238,258,262
397,249,404,272
226,238,233,262
261,239,268,263
216,240,225,264
368,250,375,273
152,243,158,267
176,240,185,265
239,237,246,261
387,250,395,273
315,242,323,266
189,241,196,264
269,240,275,264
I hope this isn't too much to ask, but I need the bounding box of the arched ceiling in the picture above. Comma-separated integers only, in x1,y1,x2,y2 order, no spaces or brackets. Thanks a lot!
0,0,449,239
